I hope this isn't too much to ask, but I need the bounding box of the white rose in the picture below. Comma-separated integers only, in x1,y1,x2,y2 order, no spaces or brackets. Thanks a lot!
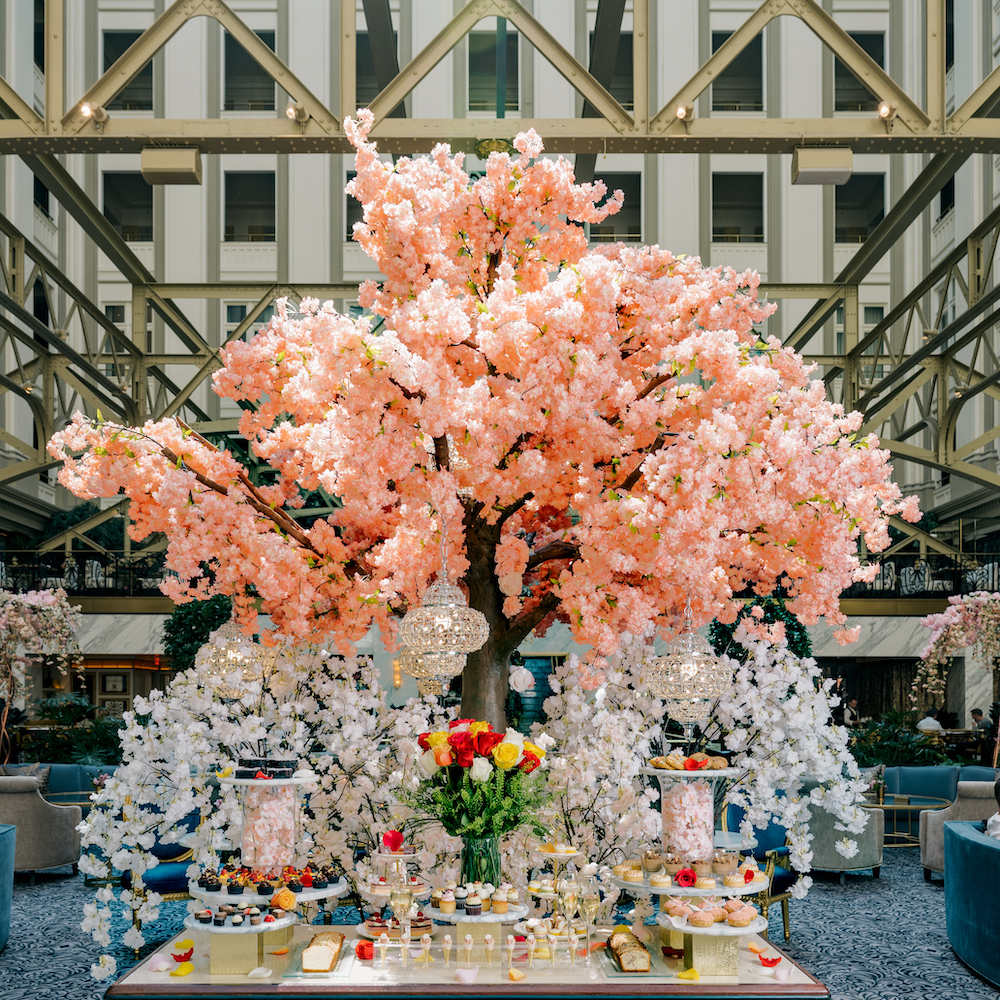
470,756,494,782
418,748,440,777
503,727,526,765
508,665,534,693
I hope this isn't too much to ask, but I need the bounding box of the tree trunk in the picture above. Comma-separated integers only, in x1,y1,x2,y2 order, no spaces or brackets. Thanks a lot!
460,521,510,730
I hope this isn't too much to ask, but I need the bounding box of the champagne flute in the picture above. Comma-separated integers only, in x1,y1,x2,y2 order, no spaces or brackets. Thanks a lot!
578,877,601,966
388,866,414,943
557,873,579,963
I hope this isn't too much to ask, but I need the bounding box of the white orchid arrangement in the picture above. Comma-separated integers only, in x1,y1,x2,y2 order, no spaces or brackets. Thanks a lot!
82,619,868,975
79,633,454,973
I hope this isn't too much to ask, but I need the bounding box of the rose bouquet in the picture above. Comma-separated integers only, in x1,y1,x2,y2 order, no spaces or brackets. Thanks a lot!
408,719,552,838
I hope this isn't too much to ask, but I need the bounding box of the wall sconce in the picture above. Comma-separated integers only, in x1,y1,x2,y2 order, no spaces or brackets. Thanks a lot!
877,100,897,122
80,102,109,130
285,101,309,124
675,104,694,123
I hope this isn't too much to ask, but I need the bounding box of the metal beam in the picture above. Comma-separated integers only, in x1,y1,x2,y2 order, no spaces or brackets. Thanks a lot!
575,0,626,185
61,0,337,135
362,0,405,118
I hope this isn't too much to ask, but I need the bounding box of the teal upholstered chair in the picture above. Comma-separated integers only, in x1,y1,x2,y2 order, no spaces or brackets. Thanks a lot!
944,821,1000,988
0,824,15,951
721,802,797,940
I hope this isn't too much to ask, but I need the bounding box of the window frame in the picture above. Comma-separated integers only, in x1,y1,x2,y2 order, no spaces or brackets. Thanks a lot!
711,172,765,244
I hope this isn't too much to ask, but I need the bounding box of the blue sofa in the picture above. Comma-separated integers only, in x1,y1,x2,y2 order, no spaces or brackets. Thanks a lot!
944,821,1000,988
881,765,996,838
2,762,107,811
0,824,14,951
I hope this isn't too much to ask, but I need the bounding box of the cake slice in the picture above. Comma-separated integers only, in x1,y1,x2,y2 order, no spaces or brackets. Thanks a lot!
301,931,345,973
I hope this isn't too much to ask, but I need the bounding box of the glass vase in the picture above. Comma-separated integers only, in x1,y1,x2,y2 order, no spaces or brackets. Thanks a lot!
460,835,501,886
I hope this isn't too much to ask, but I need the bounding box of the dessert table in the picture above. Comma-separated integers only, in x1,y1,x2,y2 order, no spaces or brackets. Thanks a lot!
104,923,829,998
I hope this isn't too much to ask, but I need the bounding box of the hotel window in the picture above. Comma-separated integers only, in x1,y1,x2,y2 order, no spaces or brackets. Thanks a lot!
834,33,884,112
590,173,641,243
946,0,954,71
225,303,274,342
711,32,763,112
224,173,275,242
34,0,44,70
468,26,518,113
835,174,884,243
104,31,153,111
712,174,764,243
224,30,276,111
938,176,955,219
33,175,50,218
589,31,633,110
103,173,153,242
357,30,400,109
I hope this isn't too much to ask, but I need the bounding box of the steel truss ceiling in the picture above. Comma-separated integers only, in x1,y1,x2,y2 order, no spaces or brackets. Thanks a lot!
0,0,998,541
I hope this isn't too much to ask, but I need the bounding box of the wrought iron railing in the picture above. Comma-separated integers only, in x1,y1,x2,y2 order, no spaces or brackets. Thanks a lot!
0,550,173,598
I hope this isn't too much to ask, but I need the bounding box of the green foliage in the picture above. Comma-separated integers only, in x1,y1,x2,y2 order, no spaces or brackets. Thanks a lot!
34,691,93,727
162,595,233,673
403,765,550,838
708,597,812,663
849,710,955,767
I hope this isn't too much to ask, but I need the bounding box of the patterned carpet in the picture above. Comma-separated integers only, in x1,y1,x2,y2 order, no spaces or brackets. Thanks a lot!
0,849,995,999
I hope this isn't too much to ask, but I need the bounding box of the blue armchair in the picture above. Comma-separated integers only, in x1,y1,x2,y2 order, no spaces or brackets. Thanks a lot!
721,803,797,940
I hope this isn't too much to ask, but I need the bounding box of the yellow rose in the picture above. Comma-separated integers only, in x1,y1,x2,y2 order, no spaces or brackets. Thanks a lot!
522,740,545,759
492,742,520,770
469,721,492,736
425,731,450,749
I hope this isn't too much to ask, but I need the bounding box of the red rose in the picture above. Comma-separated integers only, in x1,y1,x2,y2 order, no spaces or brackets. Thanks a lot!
519,751,541,774
473,730,505,757
682,758,708,771
674,868,697,888
417,732,432,752
355,941,374,960
743,869,755,884
447,731,475,767
449,718,476,730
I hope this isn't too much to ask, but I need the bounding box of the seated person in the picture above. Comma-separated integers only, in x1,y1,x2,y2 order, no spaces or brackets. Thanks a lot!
985,777,1000,840
916,708,944,732
972,708,991,734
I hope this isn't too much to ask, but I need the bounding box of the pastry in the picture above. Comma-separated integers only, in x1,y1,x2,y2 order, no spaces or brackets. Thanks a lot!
691,859,712,875
648,873,672,888
609,930,651,972
688,909,714,927
726,906,758,927
622,869,645,883
694,876,716,890
722,873,744,888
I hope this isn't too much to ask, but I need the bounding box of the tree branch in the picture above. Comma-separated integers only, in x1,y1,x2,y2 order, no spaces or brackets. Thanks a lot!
525,540,579,571
603,372,671,428
497,492,534,529
433,436,451,471
619,433,665,492
502,592,561,652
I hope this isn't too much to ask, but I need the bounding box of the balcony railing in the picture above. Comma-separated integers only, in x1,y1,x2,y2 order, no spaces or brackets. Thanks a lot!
0,550,173,598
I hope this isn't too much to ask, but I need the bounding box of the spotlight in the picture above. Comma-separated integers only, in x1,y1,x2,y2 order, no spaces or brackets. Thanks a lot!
877,100,897,121
285,101,309,124
676,104,694,122
80,102,109,128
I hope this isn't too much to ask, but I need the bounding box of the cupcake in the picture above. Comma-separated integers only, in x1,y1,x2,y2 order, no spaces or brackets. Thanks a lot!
506,889,520,904
491,892,509,914
439,890,456,914
430,889,443,909
227,882,245,895
465,892,482,916
454,886,468,910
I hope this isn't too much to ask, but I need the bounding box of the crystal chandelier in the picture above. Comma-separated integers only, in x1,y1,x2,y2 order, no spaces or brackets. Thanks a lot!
398,520,490,667
399,648,467,698
645,598,732,746
196,617,284,700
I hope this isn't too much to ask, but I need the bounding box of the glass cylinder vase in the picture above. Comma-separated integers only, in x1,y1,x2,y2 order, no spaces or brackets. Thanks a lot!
239,782,298,874
460,835,501,887
660,778,714,860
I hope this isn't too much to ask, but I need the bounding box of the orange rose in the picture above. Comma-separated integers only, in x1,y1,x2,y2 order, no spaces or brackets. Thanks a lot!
432,744,455,767
271,887,297,911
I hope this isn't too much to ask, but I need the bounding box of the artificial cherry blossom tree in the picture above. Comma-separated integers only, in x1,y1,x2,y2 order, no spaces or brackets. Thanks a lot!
50,111,918,726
